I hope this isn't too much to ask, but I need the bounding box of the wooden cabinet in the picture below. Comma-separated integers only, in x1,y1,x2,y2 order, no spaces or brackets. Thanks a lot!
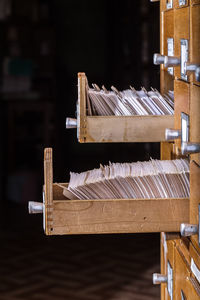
160,1,200,299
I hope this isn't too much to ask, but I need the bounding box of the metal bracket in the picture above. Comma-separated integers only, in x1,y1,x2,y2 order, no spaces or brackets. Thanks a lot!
166,0,173,9
181,112,189,143
179,0,186,5
167,261,173,300
167,38,174,76
181,290,186,300
181,39,189,81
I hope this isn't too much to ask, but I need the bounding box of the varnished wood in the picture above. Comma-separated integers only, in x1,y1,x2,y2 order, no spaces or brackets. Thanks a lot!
163,10,174,57
78,73,174,143
190,160,200,251
78,72,87,142
160,69,174,95
174,80,190,152
160,142,174,160
189,241,200,268
190,84,200,164
190,5,200,85
83,115,174,143
175,247,191,300
44,148,53,235
43,148,189,236
174,7,190,79
191,0,200,5
51,197,189,235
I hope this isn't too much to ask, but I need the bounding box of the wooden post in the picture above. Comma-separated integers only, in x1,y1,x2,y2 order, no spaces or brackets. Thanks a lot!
44,148,53,235
78,72,87,142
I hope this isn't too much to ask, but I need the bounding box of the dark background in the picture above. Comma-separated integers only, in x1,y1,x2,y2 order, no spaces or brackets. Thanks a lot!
0,1,161,299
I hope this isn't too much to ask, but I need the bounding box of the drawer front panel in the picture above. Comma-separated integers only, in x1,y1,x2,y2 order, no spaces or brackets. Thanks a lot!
175,246,200,300
174,7,190,80
190,5,200,85
190,160,200,251
174,80,190,152
190,84,200,164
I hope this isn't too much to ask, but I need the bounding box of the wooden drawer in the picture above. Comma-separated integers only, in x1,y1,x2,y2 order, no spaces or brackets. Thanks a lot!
190,84,200,164
189,5,200,86
174,6,190,80
42,148,189,235
77,73,174,143
175,246,200,300
190,160,200,251
161,10,175,75
174,80,190,153
162,10,174,56
161,233,180,300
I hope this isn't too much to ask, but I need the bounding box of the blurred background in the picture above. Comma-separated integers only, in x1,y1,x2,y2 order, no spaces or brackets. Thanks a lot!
0,0,161,299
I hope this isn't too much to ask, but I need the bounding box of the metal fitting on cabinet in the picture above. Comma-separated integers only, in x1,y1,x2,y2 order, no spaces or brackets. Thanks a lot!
29,202,43,214
181,142,200,155
195,66,200,82
184,62,200,82
66,118,77,129
153,273,167,284
165,128,181,141
180,223,198,237
153,53,165,65
164,56,181,68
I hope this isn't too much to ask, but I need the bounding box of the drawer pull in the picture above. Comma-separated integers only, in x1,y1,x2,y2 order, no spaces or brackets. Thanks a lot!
29,201,43,214
184,62,200,82
165,128,181,141
180,205,200,245
180,223,198,236
66,118,77,129
164,56,181,68
195,66,200,82
153,53,165,65
153,273,167,284
181,142,200,155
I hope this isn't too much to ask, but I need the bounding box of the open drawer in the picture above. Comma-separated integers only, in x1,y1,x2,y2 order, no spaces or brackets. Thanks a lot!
30,148,189,235
70,73,174,143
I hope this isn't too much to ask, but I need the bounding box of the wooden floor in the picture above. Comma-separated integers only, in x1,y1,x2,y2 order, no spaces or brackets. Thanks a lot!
0,204,160,300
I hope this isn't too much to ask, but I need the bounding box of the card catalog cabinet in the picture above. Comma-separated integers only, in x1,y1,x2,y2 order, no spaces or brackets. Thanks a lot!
159,1,200,299
29,1,200,299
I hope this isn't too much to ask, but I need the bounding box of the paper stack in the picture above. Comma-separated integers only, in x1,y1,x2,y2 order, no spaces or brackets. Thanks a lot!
86,84,174,116
65,159,189,200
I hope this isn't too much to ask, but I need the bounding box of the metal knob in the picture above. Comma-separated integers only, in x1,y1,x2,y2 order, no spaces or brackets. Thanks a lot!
153,273,167,285
184,62,199,73
181,142,200,155
153,53,165,65
195,66,200,82
150,0,160,2
180,223,198,237
28,202,43,214
164,56,181,68
66,118,77,129
165,128,181,141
